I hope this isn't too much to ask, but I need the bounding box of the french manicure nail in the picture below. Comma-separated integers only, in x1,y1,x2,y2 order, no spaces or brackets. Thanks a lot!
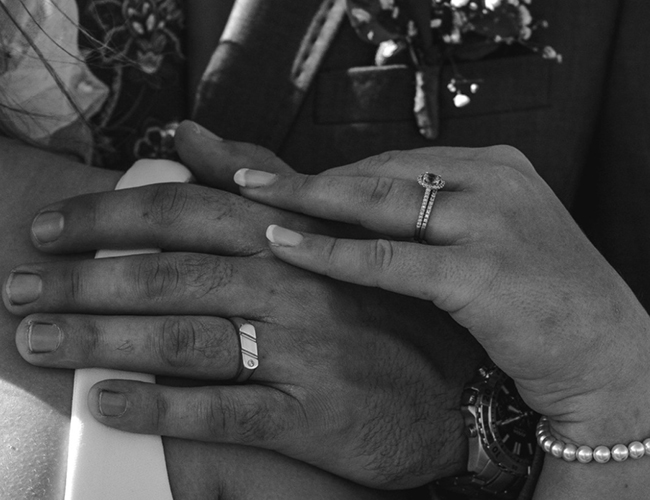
6,272,42,306
32,211,64,244
99,391,128,417
266,225,303,247
234,169,278,188
191,121,222,140
28,321,62,353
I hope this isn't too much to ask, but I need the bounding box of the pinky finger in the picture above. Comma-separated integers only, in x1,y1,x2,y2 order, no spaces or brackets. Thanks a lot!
88,380,303,450
265,225,475,312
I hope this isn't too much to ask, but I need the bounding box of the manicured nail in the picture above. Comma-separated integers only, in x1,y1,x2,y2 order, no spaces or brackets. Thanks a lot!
191,121,222,140
266,225,303,247
28,321,62,353
98,391,128,417
234,168,278,188
32,211,64,244
5,272,42,306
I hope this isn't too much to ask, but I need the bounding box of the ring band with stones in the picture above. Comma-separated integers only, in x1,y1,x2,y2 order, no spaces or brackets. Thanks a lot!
414,173,445,242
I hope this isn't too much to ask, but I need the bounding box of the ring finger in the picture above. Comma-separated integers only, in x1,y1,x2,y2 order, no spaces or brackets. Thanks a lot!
236,171,473,244
15,313,275,381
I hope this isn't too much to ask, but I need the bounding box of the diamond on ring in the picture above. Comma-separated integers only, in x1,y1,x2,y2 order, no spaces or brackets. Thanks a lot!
418,173,445,191
414,172,445,243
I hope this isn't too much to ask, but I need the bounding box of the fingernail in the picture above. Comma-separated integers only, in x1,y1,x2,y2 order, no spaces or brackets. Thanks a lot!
266,225,303,247
191,121,222,141
32,211,64,244
98,391,128,417
27,321,62,354
234,168,278,188
6,272,42,306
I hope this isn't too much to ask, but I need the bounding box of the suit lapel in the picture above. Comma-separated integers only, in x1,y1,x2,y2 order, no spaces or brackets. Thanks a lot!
193,0,346,151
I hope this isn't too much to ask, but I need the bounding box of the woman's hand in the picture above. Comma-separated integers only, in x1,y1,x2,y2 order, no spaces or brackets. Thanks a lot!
234,145,650,448
1,124,485,489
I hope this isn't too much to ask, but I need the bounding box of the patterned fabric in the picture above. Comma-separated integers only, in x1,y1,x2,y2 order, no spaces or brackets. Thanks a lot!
0,0,109,161
343,0,557,139
345,0,549,63
0,0,187,169
77,0,187,169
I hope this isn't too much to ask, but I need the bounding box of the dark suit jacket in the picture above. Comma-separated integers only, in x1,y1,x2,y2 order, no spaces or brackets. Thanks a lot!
193,1,650,498
194,0,650,311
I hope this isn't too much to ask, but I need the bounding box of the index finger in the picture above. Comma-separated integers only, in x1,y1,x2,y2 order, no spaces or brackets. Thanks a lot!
28,183,318,255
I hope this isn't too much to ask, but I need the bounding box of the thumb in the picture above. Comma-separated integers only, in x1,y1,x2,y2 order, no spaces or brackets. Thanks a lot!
175,120,295,192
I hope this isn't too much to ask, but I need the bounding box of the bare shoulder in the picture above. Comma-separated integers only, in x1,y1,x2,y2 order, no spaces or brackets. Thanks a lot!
0,138,118,499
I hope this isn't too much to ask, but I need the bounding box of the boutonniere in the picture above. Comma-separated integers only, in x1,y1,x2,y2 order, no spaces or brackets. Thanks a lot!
346,0,561,139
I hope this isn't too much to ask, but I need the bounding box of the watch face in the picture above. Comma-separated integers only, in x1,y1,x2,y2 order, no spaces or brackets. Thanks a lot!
480,371,538,474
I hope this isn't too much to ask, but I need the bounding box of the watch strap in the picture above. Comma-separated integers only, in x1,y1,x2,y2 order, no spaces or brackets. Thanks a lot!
435,366,534,500
435,469,527,499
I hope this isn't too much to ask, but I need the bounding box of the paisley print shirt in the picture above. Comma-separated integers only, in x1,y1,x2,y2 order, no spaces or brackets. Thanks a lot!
77,0,187,169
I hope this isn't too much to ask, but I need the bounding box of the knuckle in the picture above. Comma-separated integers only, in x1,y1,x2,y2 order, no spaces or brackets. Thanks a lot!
250,144,281,171
363,150,401,172
156,317,226,371
321,238,344,273
288,174,318,202
157,317,201,368
77,317,104,363
180,254,234,299
203,391,229,438
72,194,102,239
486,144,523,161
364,176,396,206
233,402,278,444
67,262,88,304
492,163,530,197
141,184,190,230
204,394,282,445
136,255,182,301
367,239,395,273
201,190,235,222
151,391,169,431
485,145,533,171
136,254,233,302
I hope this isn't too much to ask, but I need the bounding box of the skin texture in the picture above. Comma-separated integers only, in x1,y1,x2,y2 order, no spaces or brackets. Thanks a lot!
2,123,487,491
0,138,117,500
0,136,412,500
232,144,650,499
8,123,650,497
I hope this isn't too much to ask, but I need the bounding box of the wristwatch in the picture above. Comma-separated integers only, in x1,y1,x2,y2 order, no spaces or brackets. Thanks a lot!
436,365,538,499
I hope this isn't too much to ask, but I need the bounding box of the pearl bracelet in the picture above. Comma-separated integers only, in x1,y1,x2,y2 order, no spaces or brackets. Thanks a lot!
537,416,650,463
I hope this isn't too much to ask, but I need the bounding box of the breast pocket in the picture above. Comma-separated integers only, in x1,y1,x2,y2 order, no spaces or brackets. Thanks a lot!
314,55,553,125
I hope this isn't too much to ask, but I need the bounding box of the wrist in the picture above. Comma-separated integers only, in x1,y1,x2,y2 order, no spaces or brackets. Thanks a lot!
424,379,472,481
545,365,650,451
536,304,650,450
424,351,486,482
534,451,650,500
535,355,650,466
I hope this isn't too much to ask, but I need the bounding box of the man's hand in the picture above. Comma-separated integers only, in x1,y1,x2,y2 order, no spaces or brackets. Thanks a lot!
0,135,406,500
2,123,485,489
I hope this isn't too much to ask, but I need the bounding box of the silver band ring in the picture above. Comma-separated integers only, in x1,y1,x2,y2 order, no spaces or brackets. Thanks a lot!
414,173,445,242
230,317,259,383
